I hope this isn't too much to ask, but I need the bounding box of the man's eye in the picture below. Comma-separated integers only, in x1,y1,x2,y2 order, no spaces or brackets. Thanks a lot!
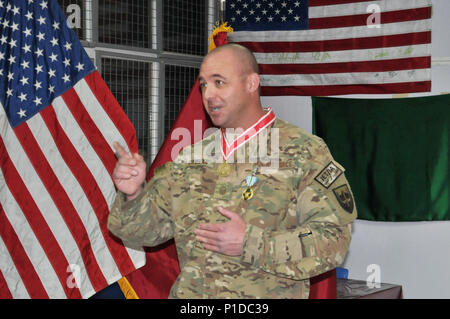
216,80,224,86
199,82,207,89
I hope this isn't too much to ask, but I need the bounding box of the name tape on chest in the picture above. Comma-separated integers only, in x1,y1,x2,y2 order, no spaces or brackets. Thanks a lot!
314,161,343,189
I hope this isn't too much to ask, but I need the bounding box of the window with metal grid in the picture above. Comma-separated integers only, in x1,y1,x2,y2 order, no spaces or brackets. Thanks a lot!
164,64,200,139
98,0,152,48
163,0,208,56
101,57,155,164
56,0,215,166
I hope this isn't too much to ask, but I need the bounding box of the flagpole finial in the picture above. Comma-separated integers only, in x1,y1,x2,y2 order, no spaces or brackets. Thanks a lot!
208,22,233,52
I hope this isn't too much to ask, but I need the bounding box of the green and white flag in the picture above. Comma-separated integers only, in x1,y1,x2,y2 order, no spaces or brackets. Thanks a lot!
313,94,450,222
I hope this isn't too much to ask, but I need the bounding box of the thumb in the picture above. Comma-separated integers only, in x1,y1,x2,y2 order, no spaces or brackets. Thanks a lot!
217,207,240,221
132,152,143,162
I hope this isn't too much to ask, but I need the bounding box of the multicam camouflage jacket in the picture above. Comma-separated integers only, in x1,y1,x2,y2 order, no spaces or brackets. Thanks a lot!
108,118,357,298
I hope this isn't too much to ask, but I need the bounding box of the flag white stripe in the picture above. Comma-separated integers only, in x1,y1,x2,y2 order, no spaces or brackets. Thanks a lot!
0,173,66,298
260,68,431,86
53,87,145,271
26,113,122,284
309,0,431,19
0,236,29,298
71,80,147,269
0,105,95,297
124,246,146,270
229,19,431,42
51,95,115,209
74,78,132,156
254,44,431,64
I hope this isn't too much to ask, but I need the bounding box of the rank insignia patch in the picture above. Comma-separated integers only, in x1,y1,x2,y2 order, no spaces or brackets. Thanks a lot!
314,161,343,189
333,184,354,214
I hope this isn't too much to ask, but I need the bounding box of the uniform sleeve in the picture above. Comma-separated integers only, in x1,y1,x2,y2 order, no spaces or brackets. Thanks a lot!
240,140,357,281
107,162,175,248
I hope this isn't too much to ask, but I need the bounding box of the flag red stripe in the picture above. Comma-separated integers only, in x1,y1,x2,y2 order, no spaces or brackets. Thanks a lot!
13,123,108,292
0,136,82,299
309,0,375,6
0,201,48,298
309,7,432,29
377,6,432,24
83,71,139,154
259,57,431,74
40,105,136,277
260,81,432,96
61,87,117,176
0,270,13,299
236,31,431,53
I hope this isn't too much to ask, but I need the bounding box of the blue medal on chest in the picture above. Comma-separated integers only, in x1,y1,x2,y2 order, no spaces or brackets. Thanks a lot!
245,175,258,187
242,167,259,200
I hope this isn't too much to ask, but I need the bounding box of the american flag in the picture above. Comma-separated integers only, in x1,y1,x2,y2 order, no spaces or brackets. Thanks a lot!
0,0,145,298
227,0,432,96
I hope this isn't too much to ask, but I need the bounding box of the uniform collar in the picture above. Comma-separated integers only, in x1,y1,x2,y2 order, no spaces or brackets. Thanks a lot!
220,107,276,161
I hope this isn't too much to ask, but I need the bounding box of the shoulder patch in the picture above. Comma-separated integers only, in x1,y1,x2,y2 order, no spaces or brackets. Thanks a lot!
314,161,343,189
332,184,354,214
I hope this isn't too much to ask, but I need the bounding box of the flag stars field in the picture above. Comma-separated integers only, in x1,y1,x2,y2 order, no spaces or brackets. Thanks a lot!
17,107,26,118
0,0,86,125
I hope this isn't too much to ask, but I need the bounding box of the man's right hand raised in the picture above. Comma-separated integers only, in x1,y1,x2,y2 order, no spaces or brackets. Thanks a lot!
112,141,147,201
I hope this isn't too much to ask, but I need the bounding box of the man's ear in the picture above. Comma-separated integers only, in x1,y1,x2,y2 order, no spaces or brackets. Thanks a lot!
247,73,260,93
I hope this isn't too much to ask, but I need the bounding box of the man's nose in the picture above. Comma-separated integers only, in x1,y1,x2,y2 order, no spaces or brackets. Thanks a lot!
201,83,215,101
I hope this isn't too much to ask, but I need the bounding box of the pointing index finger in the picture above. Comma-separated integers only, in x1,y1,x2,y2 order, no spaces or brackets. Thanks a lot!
113,141,131,159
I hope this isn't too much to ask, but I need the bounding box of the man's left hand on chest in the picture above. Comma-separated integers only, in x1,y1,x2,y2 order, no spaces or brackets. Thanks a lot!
194,207,246,256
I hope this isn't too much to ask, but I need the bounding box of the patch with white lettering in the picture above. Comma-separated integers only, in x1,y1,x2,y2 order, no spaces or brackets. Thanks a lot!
314,161,343,189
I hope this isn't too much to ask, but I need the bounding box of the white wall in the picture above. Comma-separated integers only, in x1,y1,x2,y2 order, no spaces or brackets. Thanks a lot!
262,0,450,298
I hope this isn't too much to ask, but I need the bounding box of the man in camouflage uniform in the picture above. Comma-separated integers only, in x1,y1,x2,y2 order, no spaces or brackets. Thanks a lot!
108,44,357,298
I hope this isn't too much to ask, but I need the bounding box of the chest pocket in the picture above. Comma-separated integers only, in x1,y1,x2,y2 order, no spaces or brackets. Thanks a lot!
182,164,216,196
172,163,216,258
174,163,219,221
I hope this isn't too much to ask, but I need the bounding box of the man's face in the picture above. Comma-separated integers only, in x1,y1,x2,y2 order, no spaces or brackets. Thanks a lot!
199,49,250,129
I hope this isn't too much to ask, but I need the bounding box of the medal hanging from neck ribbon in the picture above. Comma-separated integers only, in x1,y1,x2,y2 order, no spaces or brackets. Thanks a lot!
220,108,275,161
216,108,274,198
216,108,274,178
217,162,231,177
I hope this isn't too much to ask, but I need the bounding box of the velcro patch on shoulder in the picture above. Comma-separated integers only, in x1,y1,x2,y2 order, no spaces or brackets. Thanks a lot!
314,161,343,189
332,184,354,214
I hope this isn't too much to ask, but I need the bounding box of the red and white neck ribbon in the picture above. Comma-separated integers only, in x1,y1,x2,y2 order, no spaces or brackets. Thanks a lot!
220,107,276,160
